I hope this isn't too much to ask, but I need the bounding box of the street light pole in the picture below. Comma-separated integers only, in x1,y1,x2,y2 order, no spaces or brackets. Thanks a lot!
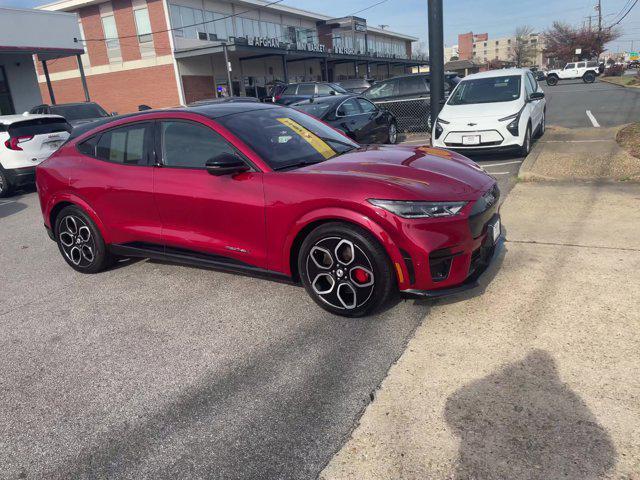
427,0,445,128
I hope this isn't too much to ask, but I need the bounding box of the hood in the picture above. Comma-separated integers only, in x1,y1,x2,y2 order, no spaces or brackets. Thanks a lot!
300,145,495,201
439,99,522,121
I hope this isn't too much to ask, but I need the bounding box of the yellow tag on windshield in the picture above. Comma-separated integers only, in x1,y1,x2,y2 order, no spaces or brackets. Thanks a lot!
277,117,336,159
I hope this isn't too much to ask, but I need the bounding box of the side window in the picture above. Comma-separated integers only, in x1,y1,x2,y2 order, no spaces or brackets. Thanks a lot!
357,98,377,113
316,84,333,95
297,84,315,95
577,62,586,68
77,135,99,157
161,120,235,169
565,63,575,69
96,123,151,165
282,85,296,95
526,73,537,93
524,74,534,96
399,76,428,96
337,98,362,116
365,79,398,100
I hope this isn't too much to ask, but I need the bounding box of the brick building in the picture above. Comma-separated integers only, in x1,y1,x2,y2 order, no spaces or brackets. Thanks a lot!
37,0,421,114
455,31,545,67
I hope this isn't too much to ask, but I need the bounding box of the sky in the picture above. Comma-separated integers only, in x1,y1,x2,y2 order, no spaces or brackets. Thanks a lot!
1,0,639,53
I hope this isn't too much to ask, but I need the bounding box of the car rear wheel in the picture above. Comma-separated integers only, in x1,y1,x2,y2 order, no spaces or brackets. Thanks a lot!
0,166,13,198
546,75,558,86
54,205,113,273
298,222,396,317
583,71,596,83
387,121,398,144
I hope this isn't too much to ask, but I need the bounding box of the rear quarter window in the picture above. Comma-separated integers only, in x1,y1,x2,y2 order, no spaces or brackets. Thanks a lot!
8,118,72,137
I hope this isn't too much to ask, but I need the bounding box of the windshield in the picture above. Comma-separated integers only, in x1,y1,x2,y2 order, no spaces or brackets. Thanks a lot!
216,107,358,170
448,75,521,105
51,103,109,121
291,102,333,119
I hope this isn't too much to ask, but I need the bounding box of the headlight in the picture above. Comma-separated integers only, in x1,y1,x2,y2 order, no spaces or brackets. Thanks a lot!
499,112,521,137
368,199,467,218
434,117,449,139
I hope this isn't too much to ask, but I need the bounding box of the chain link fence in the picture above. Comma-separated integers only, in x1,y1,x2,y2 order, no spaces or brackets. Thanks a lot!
373,98,433,135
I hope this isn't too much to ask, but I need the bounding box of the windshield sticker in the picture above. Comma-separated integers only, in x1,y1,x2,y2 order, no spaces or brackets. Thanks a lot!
276,118,336,159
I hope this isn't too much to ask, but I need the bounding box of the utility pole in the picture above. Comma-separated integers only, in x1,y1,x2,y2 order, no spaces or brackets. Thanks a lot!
597,0,602,32
427,0,444,128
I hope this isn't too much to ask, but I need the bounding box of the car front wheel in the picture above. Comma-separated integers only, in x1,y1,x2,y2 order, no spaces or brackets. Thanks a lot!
519,124,532,157
387,121,398,144
298,222,396,317
54,205,114,273
546,75,558,86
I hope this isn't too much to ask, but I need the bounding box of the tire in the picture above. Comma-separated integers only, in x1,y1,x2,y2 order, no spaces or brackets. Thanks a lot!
583,71,596,83
298,222,396,317
519,124,532,157
535,110,546,138
546,75,558,86
54,205,114,273
387,121,398,144
0,166,13,198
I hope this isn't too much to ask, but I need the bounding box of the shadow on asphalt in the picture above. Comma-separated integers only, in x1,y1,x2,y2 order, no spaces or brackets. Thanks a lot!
444,349,616,479
0,201,27,220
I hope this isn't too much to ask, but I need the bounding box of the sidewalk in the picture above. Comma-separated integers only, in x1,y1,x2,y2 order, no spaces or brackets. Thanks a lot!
320,141,640,477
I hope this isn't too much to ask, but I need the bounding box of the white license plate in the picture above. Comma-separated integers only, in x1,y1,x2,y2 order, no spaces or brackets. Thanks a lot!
462,135,480,145
490,218,501,243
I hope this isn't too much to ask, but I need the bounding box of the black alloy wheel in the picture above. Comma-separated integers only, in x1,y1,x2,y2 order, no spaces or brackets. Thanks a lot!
55,205,113,273
0,166,12,198
546,75,558,86
387,121,398,144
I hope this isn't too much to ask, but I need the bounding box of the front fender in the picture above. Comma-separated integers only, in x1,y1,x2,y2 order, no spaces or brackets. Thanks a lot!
281,207,410,289
45,192,110,243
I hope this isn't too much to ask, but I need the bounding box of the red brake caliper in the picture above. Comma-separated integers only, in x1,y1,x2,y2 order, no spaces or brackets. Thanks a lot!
352,268,370,284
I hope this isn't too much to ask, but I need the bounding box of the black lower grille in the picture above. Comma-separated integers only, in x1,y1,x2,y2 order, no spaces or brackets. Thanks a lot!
429,248,456,282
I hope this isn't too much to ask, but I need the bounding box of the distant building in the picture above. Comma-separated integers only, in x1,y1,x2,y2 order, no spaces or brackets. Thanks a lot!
456,31,546,67
444,44,458,62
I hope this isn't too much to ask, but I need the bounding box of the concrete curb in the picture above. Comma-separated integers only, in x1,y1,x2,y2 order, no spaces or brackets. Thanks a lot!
517,138,545,181
599,77,640,90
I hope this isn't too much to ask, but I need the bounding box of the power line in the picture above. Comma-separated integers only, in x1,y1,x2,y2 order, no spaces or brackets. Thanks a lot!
608,0,639,27
350,0,390,16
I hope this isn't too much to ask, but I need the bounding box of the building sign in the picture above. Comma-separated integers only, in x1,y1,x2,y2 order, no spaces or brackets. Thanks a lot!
248,36,281,48
332,45,356,55
354,18,367,32
296,42,326,53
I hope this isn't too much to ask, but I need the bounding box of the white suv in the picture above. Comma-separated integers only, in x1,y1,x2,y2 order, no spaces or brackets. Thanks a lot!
0,114,71,197
432,68,546,156
545,61,599,86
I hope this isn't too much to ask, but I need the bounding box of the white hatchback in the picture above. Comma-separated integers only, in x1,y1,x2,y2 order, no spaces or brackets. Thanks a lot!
0,114,71,197
431,68,546,156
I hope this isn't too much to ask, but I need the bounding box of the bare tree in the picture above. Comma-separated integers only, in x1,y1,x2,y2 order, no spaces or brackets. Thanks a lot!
413,41,428,59
511,25,536,67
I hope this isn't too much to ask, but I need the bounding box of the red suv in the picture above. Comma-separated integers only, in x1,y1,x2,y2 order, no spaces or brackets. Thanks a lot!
36,103,501,317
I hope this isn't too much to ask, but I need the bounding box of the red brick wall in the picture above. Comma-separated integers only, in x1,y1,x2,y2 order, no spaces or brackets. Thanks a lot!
458,32,474,61
112,0,142,62
80,5,110,67
38,64,179,114
147,0,172,56
182,75,216,104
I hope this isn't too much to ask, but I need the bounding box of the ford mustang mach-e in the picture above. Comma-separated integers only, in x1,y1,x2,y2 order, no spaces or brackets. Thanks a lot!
36,103,502,317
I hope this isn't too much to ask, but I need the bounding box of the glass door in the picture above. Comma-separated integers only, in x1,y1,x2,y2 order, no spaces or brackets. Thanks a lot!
0,66,16,115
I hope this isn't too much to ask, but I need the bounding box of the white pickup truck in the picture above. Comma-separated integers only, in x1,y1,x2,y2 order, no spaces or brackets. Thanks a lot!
545,61,600,86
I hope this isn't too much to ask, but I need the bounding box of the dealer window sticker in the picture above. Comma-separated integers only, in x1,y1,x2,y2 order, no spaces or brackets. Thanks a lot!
276,117,336,159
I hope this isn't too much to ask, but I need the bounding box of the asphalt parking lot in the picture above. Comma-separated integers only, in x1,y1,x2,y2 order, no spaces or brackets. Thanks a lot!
1,78,638,480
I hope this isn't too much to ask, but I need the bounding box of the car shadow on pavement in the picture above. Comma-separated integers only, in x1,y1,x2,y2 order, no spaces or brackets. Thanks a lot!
444,349,616,480
0,201,27,220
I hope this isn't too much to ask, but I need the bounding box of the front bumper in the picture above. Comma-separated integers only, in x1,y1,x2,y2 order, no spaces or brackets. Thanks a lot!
401,235,504,299
4,166,36,187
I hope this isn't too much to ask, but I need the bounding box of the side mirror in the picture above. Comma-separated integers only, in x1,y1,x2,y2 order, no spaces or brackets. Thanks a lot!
205,153,250,176
529,91,545,101
138,104,151,111
111,112,118,116
329,90,336,95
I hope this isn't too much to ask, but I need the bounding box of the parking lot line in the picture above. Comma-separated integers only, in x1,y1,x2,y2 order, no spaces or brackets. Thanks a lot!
0,201,16,206
487,171,512,175
586,110,601,128
479,160,523,168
